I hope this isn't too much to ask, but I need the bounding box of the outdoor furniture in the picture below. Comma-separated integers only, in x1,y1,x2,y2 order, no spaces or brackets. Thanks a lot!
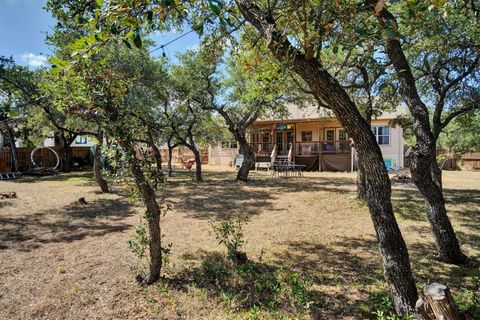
181,158,195,170
291,164,306,177
255,145,277,171
234,154,244,168
272,145,297,177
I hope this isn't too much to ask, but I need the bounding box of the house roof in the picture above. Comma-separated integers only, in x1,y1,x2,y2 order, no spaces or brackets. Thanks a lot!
255,103,409,123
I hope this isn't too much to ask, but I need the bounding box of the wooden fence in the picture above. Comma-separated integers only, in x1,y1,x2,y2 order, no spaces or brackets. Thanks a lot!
0,145,209,173
158,147,209,164
405,148,480,171
0,147,91,172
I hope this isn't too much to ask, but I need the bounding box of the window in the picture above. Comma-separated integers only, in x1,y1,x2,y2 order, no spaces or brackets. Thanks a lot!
372,126,390,145
326,129,335,141
75,136,88,144
338,129,347,140
262,132,270,143
275,132,283,152
221,140,237,149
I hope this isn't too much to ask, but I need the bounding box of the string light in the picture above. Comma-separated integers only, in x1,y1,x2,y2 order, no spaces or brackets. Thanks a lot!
149,29,196,55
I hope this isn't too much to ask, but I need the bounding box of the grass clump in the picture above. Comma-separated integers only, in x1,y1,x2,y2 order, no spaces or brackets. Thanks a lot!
190,219,316,317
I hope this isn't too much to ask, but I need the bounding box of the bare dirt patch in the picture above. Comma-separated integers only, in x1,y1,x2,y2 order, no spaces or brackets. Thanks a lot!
0,168,479,319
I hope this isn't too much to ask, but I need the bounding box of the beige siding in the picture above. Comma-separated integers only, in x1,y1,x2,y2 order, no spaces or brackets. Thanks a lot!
295,122,320,141
209,145,238,166
372,120,404,168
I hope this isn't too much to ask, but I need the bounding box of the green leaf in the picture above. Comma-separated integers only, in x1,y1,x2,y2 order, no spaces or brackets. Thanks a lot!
209,3,221,16
192,23,204,35
378,82,389,92
50,56,71,68
133,32,142,48
122,39,133,49
146,11,153,23
95,0,102,8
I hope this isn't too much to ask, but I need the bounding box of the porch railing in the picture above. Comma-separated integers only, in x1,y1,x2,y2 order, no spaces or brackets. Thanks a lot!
249,143,277,156
296,140,351,156
248,140,352,158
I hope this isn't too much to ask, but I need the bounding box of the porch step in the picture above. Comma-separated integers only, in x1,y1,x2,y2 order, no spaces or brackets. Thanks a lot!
0,172,22,180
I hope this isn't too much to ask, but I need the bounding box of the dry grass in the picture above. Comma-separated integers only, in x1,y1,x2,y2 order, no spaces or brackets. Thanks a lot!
0,167,479,319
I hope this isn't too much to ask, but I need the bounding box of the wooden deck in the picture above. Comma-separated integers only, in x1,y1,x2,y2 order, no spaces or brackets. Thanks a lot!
250,140,354,172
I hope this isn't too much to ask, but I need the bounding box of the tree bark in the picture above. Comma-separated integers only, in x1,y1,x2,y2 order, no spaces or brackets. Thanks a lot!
407,148,467,264
121,141,162,285
93,139,109,193
147,128,162,173
63,143,73,172
416,283,463,320
430,157,443,190
5,124,19,172
235,0,418,314
356,159,367,200
167,146,174,177
237,134,254,182
60,132,76,173
374,5,467,264
190,146,203,182
150,142,163,173
357,68,373,201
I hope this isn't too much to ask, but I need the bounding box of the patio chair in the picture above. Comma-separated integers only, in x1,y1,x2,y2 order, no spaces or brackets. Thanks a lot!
272,145,293,177
256,145,276,171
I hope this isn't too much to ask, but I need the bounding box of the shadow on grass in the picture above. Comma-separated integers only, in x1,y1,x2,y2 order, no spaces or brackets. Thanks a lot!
166,237,385,319
166,250,324,318
0,197,136,252
163,173,358,221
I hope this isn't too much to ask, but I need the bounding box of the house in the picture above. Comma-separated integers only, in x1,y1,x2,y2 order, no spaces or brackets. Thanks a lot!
209,104,406,171
0,133,95,149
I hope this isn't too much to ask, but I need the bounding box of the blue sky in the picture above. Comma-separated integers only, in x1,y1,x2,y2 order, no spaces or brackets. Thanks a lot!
0,0,200,68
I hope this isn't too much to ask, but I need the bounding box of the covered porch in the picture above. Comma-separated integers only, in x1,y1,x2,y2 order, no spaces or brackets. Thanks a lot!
247,120,355,172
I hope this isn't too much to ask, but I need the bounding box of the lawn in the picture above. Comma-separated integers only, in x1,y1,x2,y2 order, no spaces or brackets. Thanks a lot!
0,167,479,320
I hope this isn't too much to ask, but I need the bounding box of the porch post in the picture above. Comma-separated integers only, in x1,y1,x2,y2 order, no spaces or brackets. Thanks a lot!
318,124,321,172
318,142,322,172
351,145,355,172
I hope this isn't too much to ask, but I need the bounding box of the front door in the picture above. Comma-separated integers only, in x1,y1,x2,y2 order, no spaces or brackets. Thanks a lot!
275,130,294,154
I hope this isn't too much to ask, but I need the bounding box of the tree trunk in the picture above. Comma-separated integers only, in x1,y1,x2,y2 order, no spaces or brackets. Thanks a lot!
167,146,174,177
416,283,463,320
356,159,367,200
237,138,254,182
147,128,162,173
5,124,19,172
231,129,254,182
93,141,109,193
63,143,73,172
234,1,418,313
121,141,162,285
374,6,467,265
150,142,163,173
191,147,203,182
357,77,373,201
408,149,467,264
430,157,443,190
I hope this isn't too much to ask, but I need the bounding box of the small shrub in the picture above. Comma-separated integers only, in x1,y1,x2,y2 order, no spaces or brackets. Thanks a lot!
454,271,480,319
127,220,172,278
209,219,245,263
194,220,315,315
127,223,150,277
360,284,414,320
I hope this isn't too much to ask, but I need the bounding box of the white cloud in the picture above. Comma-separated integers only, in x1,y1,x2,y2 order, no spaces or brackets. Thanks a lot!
21,53,48,68
186,43,200,51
